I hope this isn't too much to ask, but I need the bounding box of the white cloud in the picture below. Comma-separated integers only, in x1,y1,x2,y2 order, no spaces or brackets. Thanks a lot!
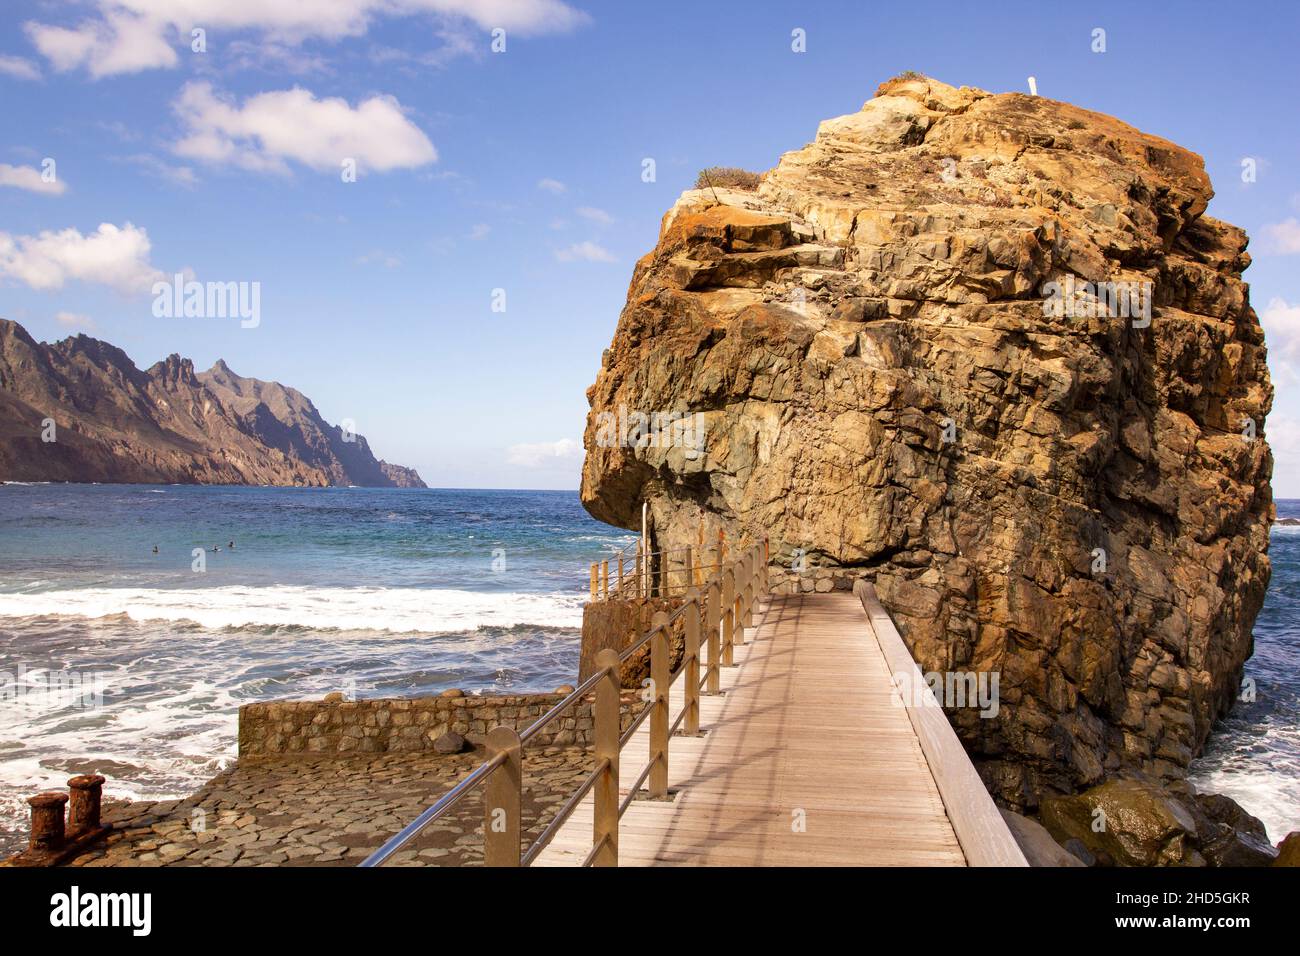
25,1,589,78
172,82,436,176
355,249,402,268
370,25,479,71
1264,412,1300,497
0,55,41,80
506,438,582,467
537,177,567,194
1263,297,1300,349
1262,219,1300,255
1262,297,1300,388
555,240,615,263
120,153,197,187
469,223,491,240
54,311,95,330
225,39,331,75
576,205,613,225
26,10,179,79
0,163,66,195
0,222,163,294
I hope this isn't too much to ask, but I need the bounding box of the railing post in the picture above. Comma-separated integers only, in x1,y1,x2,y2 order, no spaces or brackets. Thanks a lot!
484,726,522,867
685,546,695,592
743,550,755,629
593,648,620,867
721,568,735,666
601,559,609,599
649,610,670,797
617,555,624,595
590,562,598,601
705,579,721,694
733,553,746,647
635,545,643,599
683,589,701,735
659,552,669,597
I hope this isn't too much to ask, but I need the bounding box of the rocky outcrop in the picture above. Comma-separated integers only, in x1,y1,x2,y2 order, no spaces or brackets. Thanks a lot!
1039,774,1276,867
999,808,1085,867
580,75,1272,810
1275,832,1300,866
378,461,424,488
0,319,424,487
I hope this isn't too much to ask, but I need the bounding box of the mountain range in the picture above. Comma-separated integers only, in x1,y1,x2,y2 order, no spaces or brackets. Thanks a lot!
0,318,424,488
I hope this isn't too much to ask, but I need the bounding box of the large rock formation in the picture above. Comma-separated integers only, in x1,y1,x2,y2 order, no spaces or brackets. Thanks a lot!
580,75,1273,808
0,319,424,487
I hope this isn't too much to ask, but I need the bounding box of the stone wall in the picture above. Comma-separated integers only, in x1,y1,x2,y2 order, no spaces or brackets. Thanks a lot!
238,690,641,758
767,567,862,595
579,595,686,685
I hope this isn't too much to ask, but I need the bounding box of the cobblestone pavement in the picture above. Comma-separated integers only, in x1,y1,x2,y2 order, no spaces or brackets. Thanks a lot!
65,745,594,867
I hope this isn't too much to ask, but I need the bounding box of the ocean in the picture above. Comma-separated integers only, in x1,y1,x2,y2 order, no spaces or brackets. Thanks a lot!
1187,499,1300,843
0,484,1295,856
0,484,633,855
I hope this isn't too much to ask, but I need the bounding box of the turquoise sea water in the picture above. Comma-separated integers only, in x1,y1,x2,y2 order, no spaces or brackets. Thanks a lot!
0,484,1294,854
0,484,633,854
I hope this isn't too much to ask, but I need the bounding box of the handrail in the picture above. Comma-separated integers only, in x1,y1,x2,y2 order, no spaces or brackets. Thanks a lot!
361,750,508,867
517,667,609,747
361,534,770,868
588,533,758,602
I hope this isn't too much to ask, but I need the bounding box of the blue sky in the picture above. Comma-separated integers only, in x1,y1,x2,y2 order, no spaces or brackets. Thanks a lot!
2,0,1299,492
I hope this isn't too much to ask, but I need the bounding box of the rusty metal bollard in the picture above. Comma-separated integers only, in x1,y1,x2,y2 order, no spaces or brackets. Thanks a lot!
67,774,106,836
27,791,68,852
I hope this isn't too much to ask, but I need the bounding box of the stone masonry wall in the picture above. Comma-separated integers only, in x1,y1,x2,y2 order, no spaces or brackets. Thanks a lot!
238,691,641,758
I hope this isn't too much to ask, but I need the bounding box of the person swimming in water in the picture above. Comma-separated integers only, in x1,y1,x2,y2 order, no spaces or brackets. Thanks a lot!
229,541,235,549
152,545,158,554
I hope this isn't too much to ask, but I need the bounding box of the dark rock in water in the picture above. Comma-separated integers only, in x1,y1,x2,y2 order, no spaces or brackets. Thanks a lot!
1273,832,1300,866
1041,774,1276,866
1191,792,1277,866
1041,777,1203,866
1063,838,1096,867
1274,517,1300,526
999,809,1084,867
433,732,467,755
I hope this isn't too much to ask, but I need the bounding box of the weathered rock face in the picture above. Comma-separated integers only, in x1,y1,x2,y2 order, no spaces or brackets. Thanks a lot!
580,75,1273,807
1039,775,1277,867
0,319,424,487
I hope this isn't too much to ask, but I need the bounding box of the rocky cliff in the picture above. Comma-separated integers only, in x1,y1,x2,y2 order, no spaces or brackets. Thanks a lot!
0,319,425,488
580,75,1273,809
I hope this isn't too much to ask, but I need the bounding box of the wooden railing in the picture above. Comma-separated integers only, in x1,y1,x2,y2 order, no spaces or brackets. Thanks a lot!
361,538,769,868
590,529,735,601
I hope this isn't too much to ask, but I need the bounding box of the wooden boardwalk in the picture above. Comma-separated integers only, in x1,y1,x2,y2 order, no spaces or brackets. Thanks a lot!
535,592,967,866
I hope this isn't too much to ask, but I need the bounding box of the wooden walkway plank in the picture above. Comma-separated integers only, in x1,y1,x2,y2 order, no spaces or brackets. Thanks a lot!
534,592,967,867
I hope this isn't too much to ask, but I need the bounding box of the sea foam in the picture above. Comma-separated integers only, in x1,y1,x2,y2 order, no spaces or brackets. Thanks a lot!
0,585,585,633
